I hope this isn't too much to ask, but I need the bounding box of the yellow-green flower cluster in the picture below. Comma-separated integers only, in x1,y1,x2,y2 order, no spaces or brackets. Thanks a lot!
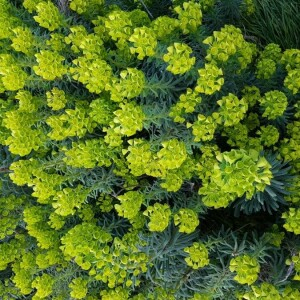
46,87,66,111
256,58,276,79
174,208,199,233
174,1,202,34
160,171,184,192
199,0,215,11
216,93,248,127
203,25,256,69
241,283,281,300
100,287,129,300
199,149,273,208
143,203,171,232
23,206,60,249
284,68,300,94
222,123,249,148
169,88,202,123
280,49,300,71
69,277,88,299
34,50,67,80
282,208,300,235
103,126,123,147
79,34,105,59
151,16,179,40
106,68,145,102
124,139,153,176
195,63,224,95
97,195,113,213
187,114,217,142
33,1,64,31
263,225,285,247
3,110,45,156
242,86,261,108
286,176,300,203
163,43,196,75
260,43,282,61
115,191,144,221
46,33,66,52
15,90,39,112
9,158,39,186
184,242,209,269
12,251,37,294
65,26,88,53
195,144,220,180
112,101,145,136
281,49,300,94
229,255,260,285
52,185,90,216
36,247,64,270
286,121,300,141
23,0,43,13
281,286,300,299
280,138,300,170
256,125,279,147
160,157,194,192
48,212,66,230
63,138,112,168
156,139,188,171
31,273,54,299
92,232,148,288
105,10,133,44
71,57,112,93
129,27,157,59
0,195,24,239
259,90,287,120
89,97,117,125
11,26,35,55
280,49,300,93
244,112,260,131
60,222,112,270
0,0,20,39
31,168,65,204
46,106,96,140
69,0,104,15
0,237,24,271
243,0,255,15
0,54,28,91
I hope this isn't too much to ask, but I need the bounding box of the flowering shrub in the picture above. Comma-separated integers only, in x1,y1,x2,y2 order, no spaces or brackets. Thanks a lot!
0,0,300,299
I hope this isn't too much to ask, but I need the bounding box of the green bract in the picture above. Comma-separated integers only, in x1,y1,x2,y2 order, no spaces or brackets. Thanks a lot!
241,282,281,299
282,208,300,234
69,277,88,299
11,27,35,55
0,1,300,299
71,57,112,93
129,26,157,59
34,50,67,80
163,43,196,74
143,203,171,232
63,138,113,168
115,191,144,220
174,208,199,233
229,255,260,285
184,242,209,269
195,63,224,95
259,90,288,120
33,1,64,31
174,1,202,34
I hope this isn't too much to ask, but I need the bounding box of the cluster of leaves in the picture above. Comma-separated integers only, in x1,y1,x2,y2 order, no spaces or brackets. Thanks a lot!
0,0,300,299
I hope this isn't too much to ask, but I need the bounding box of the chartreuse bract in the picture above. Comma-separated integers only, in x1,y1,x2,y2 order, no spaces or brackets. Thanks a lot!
0,0,300,299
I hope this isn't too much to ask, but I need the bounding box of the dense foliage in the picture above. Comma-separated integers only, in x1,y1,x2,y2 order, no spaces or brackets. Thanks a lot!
0,0,300,299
